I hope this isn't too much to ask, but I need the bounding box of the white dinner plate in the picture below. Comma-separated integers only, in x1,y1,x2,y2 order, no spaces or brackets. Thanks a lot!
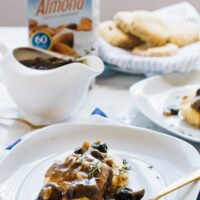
130,70,200,143
0,124,199,200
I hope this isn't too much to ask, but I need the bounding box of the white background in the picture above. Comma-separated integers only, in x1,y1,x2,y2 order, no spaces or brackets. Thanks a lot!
0,0,199,26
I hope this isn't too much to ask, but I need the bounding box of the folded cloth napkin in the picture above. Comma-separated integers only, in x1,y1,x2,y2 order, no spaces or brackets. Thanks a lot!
98,2,200,75
0,107,200,199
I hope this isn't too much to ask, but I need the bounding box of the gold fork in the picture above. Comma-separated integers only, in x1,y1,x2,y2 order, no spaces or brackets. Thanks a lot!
150,169,200,200
0,116,49,129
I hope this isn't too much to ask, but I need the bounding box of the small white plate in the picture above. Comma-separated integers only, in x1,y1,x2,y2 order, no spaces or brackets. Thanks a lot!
0,124,199,200
130,70,200,143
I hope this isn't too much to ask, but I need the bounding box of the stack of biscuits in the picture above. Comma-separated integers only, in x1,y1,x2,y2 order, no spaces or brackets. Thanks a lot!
99,11,200,57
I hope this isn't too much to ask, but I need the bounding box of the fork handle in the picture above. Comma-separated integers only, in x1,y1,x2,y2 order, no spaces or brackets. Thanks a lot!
150,169,200,200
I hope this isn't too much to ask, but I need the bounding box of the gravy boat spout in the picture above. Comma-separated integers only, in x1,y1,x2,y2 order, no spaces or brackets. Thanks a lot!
0,47,104,122
55,55,104,81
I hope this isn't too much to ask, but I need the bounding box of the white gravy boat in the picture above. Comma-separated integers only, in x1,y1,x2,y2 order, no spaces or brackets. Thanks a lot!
0,44,104,122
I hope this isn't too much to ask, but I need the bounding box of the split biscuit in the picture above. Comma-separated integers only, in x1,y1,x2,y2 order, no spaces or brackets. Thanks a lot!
114,11,169,46
180,94,200,127
99,21,141,49
133,43,179,57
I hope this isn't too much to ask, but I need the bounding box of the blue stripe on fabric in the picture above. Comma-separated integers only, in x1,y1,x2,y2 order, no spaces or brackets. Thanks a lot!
91,108,108,118
5,138,22,150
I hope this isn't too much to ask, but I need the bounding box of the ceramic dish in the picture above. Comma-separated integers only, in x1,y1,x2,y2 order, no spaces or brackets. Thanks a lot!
130,70,200,143
0,46,104,122
0,124,199,200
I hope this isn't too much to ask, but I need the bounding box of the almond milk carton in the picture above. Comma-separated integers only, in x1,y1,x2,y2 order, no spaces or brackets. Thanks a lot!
28,0,99,58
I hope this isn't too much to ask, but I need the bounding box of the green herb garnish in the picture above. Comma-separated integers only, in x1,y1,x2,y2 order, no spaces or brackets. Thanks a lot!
88,162,101,178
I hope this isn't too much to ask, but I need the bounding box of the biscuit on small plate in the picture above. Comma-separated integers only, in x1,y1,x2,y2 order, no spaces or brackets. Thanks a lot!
114,11,169,46
133,43,179,57
168,22,200,47
99,21,141,49
180,92,200,127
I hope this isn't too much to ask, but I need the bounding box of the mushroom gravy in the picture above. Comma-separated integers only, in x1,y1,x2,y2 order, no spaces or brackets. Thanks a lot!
37,141,145,200
20,57,87,70
13,47,87,70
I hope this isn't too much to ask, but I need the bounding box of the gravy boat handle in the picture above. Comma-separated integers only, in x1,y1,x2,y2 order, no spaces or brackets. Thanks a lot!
84,55,104,76
0,43,9,83
0,43,9,56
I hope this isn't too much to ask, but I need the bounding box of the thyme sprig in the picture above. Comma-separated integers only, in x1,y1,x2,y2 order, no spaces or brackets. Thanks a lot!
88,162,101,178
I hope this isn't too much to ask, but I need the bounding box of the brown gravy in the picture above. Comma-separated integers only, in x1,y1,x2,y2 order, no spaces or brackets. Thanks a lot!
37,141,145,200
20,57,86,70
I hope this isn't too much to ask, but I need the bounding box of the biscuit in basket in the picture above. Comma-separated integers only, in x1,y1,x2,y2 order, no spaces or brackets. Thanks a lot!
53,33,74,48
114,12,135,34
99,21,141,49
114,11,169,46
168,22,200,47
133,43,179,57
52,43,80,58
